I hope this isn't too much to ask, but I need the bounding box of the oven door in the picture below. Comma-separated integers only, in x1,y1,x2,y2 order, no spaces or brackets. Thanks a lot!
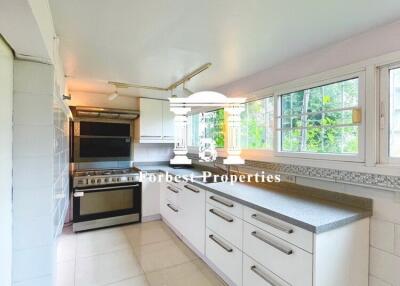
73,183,141,231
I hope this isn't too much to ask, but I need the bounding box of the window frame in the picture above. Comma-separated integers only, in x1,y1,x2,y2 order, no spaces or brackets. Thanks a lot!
274,72,366,162
240,94,275,153
187,108,225,150
379,63,400,165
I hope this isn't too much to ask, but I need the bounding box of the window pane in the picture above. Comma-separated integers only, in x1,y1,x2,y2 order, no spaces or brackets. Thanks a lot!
241,97,274,150
188,114,199,146
280,78,359,155
203,109,225,148
390,68,400,157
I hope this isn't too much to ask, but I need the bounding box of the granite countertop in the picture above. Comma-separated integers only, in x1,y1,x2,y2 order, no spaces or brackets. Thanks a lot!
134,164,372,234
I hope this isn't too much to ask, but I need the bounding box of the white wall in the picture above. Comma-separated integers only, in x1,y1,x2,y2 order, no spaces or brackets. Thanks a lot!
133,143,173,163
68,91,139,110
217,20,400,97
0,36,14,286
12,60,56,286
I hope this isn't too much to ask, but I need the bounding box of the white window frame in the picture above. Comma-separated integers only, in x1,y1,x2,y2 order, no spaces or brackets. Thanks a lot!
273,72,366,162
187,109,226,154
379,63,400,165
241,94,275,159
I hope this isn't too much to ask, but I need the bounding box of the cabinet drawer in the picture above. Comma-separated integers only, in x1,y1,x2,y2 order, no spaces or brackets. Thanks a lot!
165,184,180,206
243,223,312,286
243,254,290,286
206,228,242,286
206,203,243,249
244,207,313,253
163,200,180,230
206,192,243,219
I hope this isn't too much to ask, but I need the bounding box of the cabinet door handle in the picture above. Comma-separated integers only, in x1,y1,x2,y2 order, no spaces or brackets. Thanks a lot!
251,214,293,234
208,234,233,253
167,186,179,193
184,185,200,193
251,266,282,286
251,231,293,255
167,203,178,212
209,195,233,207
209,209,233,222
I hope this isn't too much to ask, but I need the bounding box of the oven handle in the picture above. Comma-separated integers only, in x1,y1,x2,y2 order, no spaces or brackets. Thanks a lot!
75,184,140,192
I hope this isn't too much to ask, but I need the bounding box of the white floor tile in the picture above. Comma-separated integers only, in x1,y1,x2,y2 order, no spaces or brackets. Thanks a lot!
75,248,143,286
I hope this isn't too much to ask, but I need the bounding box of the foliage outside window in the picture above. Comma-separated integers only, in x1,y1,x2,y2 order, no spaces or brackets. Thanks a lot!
241,97,274,149
389,68,400,158
279,78,359,154
188,109,224,148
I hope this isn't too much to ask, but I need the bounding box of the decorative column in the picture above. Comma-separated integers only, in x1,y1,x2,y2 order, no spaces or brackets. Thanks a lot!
170,106,192,165
224,104,245,164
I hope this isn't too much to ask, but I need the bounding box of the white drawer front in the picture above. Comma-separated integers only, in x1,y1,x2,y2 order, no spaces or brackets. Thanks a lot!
244,207,313,253
206,203,243,249
206,228,242,286
207,192,243,219
163,200,180,230
243,223,312,286
165,184,180,206
243,254,290,286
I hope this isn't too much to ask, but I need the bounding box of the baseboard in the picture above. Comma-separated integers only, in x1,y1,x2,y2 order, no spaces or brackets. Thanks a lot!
142,214,161,222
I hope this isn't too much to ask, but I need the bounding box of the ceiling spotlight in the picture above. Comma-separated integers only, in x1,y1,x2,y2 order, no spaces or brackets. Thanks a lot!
108,91,119,101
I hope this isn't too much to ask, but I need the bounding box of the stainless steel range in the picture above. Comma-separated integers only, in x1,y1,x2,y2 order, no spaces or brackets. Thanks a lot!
72,168,141,232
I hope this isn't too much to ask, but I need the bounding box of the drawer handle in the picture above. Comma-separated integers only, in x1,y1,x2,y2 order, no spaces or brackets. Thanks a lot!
209,196,233,207
208,234,233,253
251,214,293,234
167,203,178,212
251,266,282,286
209,209,234,222
167,186,179,194
184,184,200,193
251,231,293,255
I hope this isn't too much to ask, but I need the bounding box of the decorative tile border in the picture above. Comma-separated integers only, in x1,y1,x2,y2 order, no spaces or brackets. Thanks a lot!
187,154,400,191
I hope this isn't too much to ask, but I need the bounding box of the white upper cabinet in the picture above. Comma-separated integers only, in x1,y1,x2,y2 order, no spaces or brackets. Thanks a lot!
162,100,174,142
136,98,174,143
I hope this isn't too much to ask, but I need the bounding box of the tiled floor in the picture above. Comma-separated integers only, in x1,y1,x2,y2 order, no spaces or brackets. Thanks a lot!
56,220,227,286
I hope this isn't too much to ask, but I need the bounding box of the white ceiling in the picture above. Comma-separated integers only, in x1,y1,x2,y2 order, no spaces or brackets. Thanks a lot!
50,0,400,98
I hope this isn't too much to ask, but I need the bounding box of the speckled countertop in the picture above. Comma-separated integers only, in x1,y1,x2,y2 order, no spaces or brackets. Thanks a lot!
134,164,372,234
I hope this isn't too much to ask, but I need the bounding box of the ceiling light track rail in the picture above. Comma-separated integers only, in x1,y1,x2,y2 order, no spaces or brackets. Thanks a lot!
108,62,212,92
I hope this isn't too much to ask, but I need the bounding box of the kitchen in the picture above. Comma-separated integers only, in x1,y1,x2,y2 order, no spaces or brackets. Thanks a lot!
1,1,400,286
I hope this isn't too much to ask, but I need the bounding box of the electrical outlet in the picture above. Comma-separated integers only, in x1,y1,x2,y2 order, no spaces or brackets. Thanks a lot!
282,174,296,183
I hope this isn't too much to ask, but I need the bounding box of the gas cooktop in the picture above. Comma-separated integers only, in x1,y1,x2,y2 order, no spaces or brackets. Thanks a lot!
73,167,140,188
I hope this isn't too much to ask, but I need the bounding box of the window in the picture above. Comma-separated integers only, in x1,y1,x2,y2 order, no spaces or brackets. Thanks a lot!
381,65,400,163
389,68,400,158
187,109,224,148
241,97,274,149
187,114,200,147
278,78,360,156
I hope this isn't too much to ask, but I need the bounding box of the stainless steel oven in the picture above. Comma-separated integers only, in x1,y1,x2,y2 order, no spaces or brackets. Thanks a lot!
73,182,141,232
73,120,132,162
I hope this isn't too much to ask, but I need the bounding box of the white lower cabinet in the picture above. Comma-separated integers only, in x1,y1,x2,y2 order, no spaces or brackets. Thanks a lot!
160,181,206,255
161,188,369,286
180,183,206,255
141,172,160,219
206,228,243,286
243,222,313,286
243,254,290,286
206,203,243,249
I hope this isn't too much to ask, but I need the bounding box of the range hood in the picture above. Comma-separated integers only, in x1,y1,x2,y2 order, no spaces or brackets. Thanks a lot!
70,106,139,120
